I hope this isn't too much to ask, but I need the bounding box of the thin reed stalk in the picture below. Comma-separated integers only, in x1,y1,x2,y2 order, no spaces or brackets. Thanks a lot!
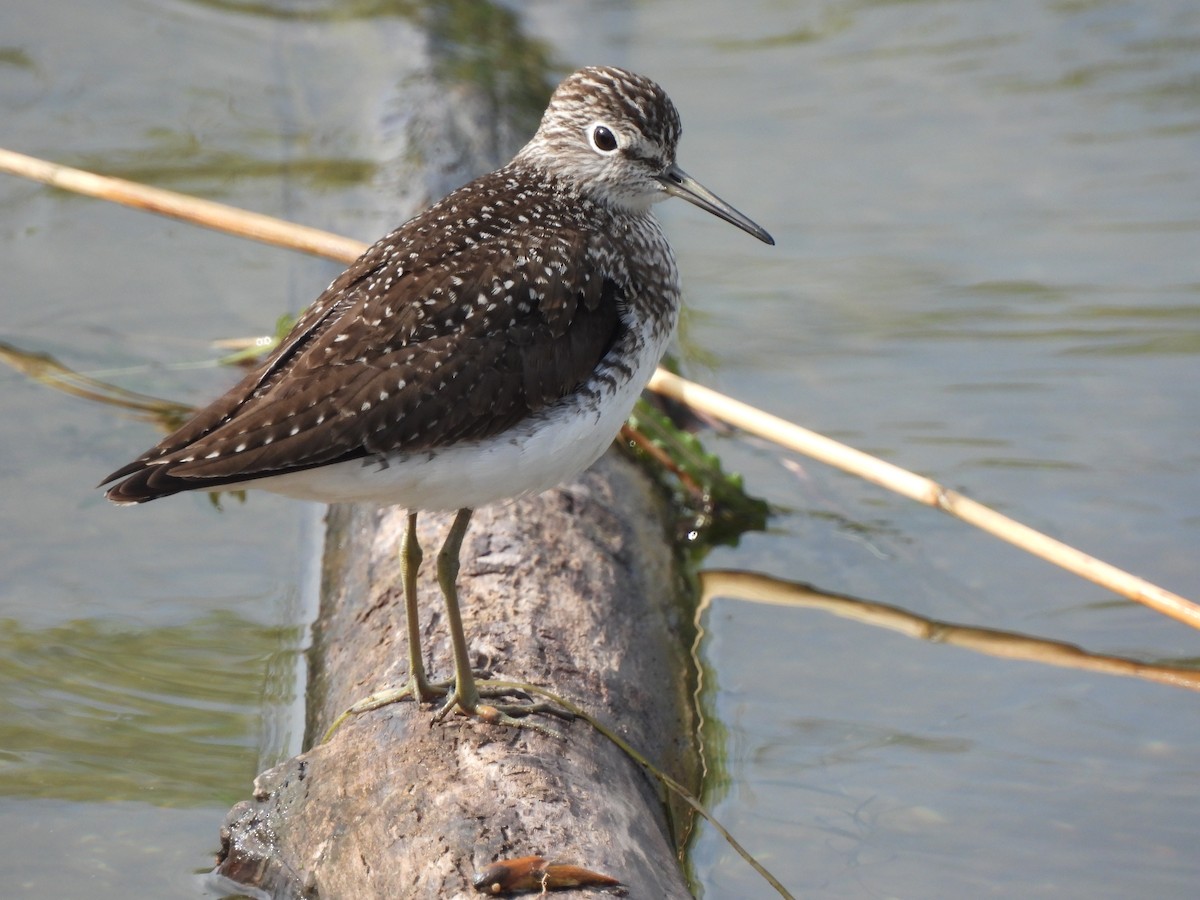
3,145,1195,628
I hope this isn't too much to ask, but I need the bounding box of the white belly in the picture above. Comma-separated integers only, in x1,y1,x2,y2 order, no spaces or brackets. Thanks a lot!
250,320,673,511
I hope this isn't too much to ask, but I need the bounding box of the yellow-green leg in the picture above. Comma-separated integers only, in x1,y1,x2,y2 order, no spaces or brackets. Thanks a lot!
436,508,482,716
400,511,440,703
430,509,568,732
329,507,572,738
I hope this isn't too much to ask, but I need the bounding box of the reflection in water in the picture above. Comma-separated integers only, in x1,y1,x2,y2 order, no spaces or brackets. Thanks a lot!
4,0,1200,895
689,567,1200,862
68,147,377,197
0,613,300,805
0,341,193,433
699,569,1200,692
177,0,557,158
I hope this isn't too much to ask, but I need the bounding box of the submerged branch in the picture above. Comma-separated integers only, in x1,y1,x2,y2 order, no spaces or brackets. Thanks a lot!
701,570,1200,693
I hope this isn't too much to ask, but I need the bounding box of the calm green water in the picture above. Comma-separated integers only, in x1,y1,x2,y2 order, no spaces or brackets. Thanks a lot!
2,0,1198,897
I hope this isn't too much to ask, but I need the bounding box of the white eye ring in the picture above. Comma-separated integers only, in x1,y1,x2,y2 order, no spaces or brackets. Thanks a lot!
588,123,620,155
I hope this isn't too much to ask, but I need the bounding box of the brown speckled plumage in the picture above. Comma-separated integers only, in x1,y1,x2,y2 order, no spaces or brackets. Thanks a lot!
100,65,772,724
102,66,771,510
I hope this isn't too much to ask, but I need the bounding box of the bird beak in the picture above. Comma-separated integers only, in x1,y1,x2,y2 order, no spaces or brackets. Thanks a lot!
657,163,775,246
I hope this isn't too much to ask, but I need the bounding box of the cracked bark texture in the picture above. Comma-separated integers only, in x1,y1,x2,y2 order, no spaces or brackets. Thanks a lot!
216,449,699,898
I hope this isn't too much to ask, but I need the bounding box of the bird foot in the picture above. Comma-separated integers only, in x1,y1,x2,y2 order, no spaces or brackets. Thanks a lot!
346,676,452,715
433,682,574,738
341,675,573,740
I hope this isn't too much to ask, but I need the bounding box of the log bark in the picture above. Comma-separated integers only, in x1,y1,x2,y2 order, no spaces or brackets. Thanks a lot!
215,449,699,898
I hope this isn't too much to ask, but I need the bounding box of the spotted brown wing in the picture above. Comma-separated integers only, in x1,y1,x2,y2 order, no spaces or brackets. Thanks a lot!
101,217,625,503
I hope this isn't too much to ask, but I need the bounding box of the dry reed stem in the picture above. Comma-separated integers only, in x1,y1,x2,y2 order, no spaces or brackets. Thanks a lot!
655,371,1200,629
0,147,364,263
3,145,1196,629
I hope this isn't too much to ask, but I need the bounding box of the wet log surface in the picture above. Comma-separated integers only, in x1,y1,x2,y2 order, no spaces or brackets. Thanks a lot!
216,450,699,898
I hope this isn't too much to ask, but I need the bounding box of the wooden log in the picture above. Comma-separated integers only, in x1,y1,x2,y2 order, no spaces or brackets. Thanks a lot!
215,449,699,898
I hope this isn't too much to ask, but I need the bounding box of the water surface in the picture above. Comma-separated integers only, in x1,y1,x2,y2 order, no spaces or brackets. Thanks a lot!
2,0,1198,897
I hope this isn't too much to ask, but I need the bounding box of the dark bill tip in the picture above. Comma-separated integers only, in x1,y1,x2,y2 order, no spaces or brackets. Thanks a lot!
658,164,774,246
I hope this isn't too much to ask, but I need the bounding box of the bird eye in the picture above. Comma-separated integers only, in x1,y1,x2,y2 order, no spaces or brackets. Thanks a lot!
589,124,619,154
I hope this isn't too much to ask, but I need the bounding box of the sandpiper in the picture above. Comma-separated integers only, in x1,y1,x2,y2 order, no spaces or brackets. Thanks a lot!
102,65,773,725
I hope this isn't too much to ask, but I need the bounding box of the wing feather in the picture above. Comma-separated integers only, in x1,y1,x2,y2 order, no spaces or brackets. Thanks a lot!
102,207,627,503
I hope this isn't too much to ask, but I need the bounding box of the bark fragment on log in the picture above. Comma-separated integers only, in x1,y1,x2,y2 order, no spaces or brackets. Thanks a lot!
217,450,699,898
